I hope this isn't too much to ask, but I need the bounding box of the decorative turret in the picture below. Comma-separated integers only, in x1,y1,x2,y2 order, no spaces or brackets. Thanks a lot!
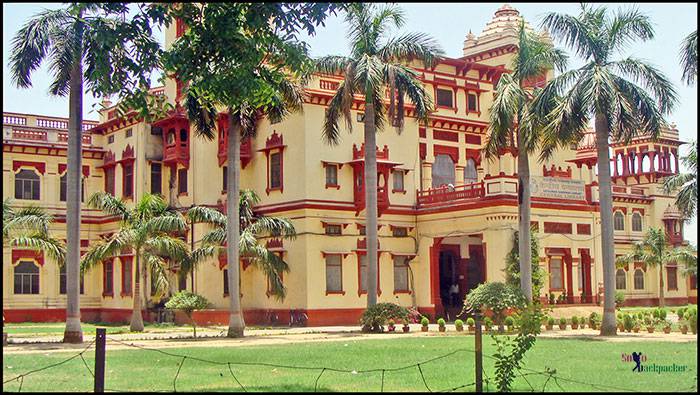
462,4,534,58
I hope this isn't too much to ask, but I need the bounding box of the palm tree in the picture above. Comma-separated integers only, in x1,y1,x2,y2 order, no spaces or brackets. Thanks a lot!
485,22,567,301
3,199,66,266
9,4,89,344
680,30,697,85
535,4,678,336
663,141,697,221
616,228,697,308
316,3,443,307
188,189,296,301
81,192,190,332
185,77,306,338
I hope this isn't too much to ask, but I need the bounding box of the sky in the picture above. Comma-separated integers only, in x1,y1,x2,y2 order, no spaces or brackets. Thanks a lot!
3,2,697,245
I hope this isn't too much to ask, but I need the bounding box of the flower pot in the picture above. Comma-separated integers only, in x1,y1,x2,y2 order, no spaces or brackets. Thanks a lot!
388,326,395,332
421,326,428,332
571,324,579,330
646,326,655,333
663,327,671,334
438,326,446,333
456,326,464,332
468,326,475,332
559,324,567,330
680,326,688,334
633,327,640,333
545,325,553,331
402,326,410,333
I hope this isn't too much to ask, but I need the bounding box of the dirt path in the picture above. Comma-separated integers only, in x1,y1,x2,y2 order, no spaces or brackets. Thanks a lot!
4,324,696,355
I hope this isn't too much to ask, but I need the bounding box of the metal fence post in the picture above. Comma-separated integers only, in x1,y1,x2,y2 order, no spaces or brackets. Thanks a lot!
94,328,106,393
475,312,483,392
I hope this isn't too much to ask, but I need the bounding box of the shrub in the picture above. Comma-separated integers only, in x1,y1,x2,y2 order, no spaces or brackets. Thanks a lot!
636,312,643,320
643,315,652,325
165,291,210,338
466,317,475,327
505,316,515,327
559,317,567,325
406,307,423,323
359,303,409,333
455,319,464,330
421,316,430,327
687,311,697,333
588,312,599,326
652,308,660,319
676,307,686,320
484,316,493,328
623,314,635,331
464,282,527,325
571,316,578,325
614,291,625,308
547,317,555,326
437,318,446,327
657,308,667,320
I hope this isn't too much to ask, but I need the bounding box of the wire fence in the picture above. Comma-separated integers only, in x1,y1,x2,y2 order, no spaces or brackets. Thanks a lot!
3,334,698,393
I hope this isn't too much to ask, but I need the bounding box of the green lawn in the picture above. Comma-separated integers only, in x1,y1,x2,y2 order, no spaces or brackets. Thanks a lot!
3,322,183,336
3,337,697,392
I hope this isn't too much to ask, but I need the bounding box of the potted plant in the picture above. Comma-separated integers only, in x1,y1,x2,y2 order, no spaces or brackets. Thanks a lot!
466,317,475,332
387,319,396,332
623,314,634,333
662,320,672,334
633,322,640,333
558,317,567,330
580,316,587,329
421,316,429,332
679,322,688,334
546,317,555,331
571,316,579,330
548,293,555,305
504,316,515,332
402,319,410,333
588,312,599,330
484,316,493,332
455,319,464,332
688,312,697,335
437,318,446,333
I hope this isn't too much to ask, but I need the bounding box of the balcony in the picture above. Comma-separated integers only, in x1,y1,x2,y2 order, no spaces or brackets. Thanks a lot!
417,182,485,208
216,113,253,168
3,112,98,146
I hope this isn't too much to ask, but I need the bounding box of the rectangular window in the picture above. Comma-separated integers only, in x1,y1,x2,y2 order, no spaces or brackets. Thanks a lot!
270,152,281,189
108,135,115,144
325,255,343,293
360,255,368,293
223,269,229,295
393,170,404,191
359,225,366,236
105,167,115,196
60,174,67,201
103,260,114,296
467,93,478,112
14,170,41,200
222,166,227,192
14,261,40,294
121,258,132,296
325,224,342,235
125,128,133,138
123,164,133,198
690,274,697,290
393,256,409,292
549,257,563,290
392,227,408,237
178,272,187,291
178,168,187,195
667,267,678,290
577,263,582,290
436,88,453,108
60,265,84,294
151,163,162,195
326,164,338,186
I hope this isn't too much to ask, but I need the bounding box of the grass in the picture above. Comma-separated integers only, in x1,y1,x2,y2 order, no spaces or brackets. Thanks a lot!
3,322,182,337
3,336,697,392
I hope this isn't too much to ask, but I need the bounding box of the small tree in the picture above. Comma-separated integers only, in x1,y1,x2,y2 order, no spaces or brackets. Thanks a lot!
505,228,545,300
165,291,210,338
464,282,527,326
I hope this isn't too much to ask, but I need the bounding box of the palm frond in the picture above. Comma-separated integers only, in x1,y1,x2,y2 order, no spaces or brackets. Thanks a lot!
247,216,297,239
186,206,226,227
378,32,443,67
81,230,135,273
315,55,353,76
540,9,598,61
87,191,130,222
680,30,697,85
611,58,678,115
185,85,218,141
11,233,66,266
606,7,654,53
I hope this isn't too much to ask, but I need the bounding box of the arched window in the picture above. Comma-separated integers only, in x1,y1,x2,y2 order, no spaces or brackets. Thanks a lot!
167,129,176,145
615,269,626,290
464,158,478,184
669,152,676,173
655,154,662,171
633,269,645,290
614,211,625,231
179,129,188,143
641,155,651,172
631,213,642,232
432,154,455,188
615,153,624,174
14,260,40,294
15,169,41,200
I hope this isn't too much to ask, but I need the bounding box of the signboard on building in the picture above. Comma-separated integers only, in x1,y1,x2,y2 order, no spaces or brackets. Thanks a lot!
530,176,585,201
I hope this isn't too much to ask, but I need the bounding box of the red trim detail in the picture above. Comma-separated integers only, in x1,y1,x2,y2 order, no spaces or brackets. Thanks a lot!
13,160,45,174
465,134,481,145
433,129,459,142
120,257,132,296
543,164,572,178
102,258,114,297
12,249,44,266
543,222,573,234
58,163,90,177
433,144,459,162
576,224,591,235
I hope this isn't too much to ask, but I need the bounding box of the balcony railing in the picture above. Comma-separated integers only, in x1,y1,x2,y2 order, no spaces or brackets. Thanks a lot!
9,128,93,146
417,181,485,207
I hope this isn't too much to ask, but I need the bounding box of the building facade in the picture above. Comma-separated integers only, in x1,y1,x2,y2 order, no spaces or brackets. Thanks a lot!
3,5,696,325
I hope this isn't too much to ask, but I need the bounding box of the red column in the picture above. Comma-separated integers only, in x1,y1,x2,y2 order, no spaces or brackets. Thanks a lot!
649,151,656,172
429,238,444,316
673,150,679,174
637,152,643,174
565,252,574,304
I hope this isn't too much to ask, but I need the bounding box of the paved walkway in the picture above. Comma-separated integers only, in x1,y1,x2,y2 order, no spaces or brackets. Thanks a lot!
4,323,696,355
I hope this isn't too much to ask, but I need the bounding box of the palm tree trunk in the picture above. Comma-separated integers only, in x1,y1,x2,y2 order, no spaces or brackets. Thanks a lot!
516,120,533,302
168,166,178,207
595,113,617,336
63,55,84,344
226,111,245,337
658,265,665,308
130,253,145,331
364,101,379,307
